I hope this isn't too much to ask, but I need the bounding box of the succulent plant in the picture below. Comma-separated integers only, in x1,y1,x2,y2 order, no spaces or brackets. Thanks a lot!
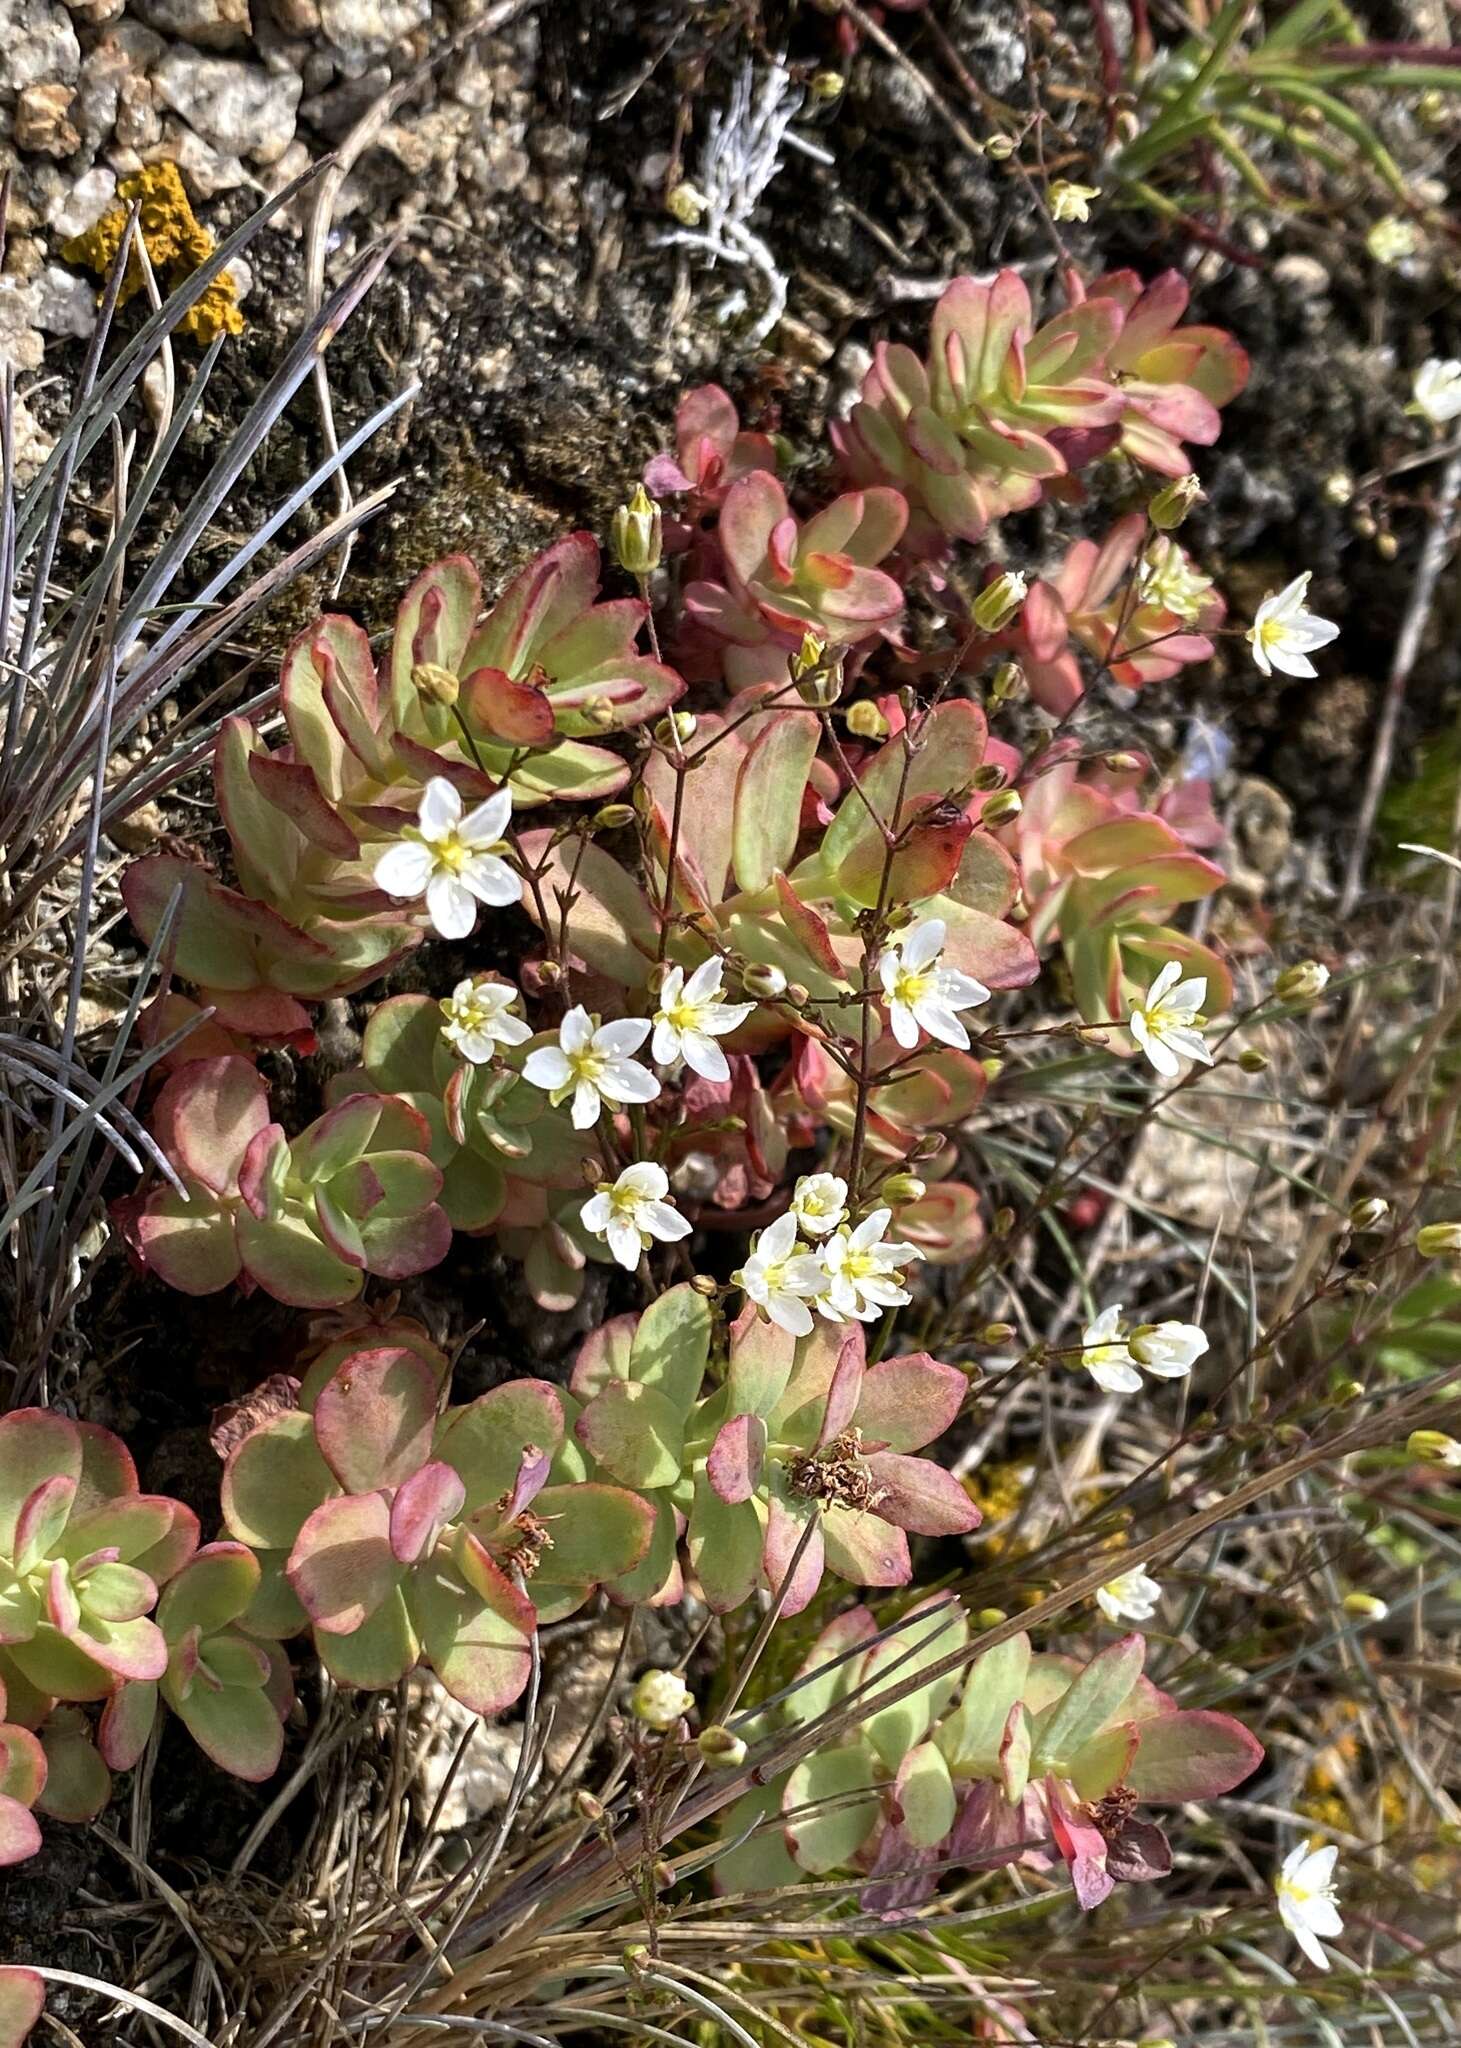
1087,269,1250,477
830,272,1124,549
0,1968,43,2048
124,1056,451,1308
644,382,779,519
683,473,908,691
220,1347,656,1715
1006,514,1225,715
568,1287,979,1617
0,1680,46,1868
0,1409,198,1713
718,1607,1263,1914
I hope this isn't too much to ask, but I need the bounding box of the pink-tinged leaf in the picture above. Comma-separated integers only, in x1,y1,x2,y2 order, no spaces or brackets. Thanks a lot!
1116,1709,1264,1803
781,1604,878,1728
68,1614,168,1684
176,1673,286,1783
783,1745,881,1874
732,710,820,892
121,855,333,993
515,830,657,986
824,700,987,884
316,1589,417,1690
762,1487,825,1616
893,1739,957,1848
770,870,843,978
726,1306,796,1419
438,1379,565,1512
221,1411,335,1551
568,1312,638,1399
865,1452,981,1537
630,1284,713,1415
214,717,300,902
855,1353,966,1452
290,1095,383,1184
287,1492,398,1635
464,533,598,679
282,614,381,794
687,1478,763,1613
527,1483,654,1587
99,1679,158,1772
0,1411,80,1557
947,1779,1035,1869
247,752,359,859
13,1476,77,1576
313,1346,439,1494
816,1330,867,1450
158,1543,259,1639
1106,1817,1172,1882
999,1700,1033,1803
70,1423,136,1518
1046,1775,1114,1910
462,665,554,745
390,1461,466,1565
0,1725,46,1806
707,1414,766,1504
859,1820,942,1919
0,1800,42,1871
153,1055,270,1197
235,1209,359,1310
410,1543,535,1717
1032,1634,1147,1771
821,1504,910,1589
78,1563,156,1625
1066,1721,1139,1803
388,553,482,719
576,1380,685,1492
35,1716,108,1822
0,1968,44,2044
497,1443,553,1524
933,901,1039,991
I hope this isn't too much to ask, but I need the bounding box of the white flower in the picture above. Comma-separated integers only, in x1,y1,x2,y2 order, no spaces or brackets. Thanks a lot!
1247,572,1340,680
1081,1303,1205,1395
438,976,531,1063
878,918,991,1051
631,1667,693,1730
1080,1303,1143,1394
1137,537,1216,622
1128,1320,1208,1378
791,1171,848,1239
521,1006,660,1131
1096,1568,1162,1626
1050,179,1100,223
581,1162,691,1271
816,1208,924,1323
374,778,518,940
1128,960,1212,1078
651,957,755,1082
1366,215,1418,266
1410,357,1461,426
1275,1842,1343,1971
736,1211,826,1337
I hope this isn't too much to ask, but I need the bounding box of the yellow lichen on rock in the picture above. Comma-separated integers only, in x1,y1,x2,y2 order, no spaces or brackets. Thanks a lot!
61,162,244,344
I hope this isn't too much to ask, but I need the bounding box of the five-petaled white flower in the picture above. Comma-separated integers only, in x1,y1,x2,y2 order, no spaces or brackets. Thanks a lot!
1410,357,1461,426
736,1210,826,1336
1081,1303,1206,1394
1275,1842,1343,1971
817,1208,924,1323
521,1006,660,1130
1096,1567,1162,1626
651,957,755,1082
1129,960,1212,1078
878,918,991,1051
791,1172,848,1239
439,976,531,1063
374,778,518,939
1247,572,1340,680
1050,179,1100,223
581,1162,691,1271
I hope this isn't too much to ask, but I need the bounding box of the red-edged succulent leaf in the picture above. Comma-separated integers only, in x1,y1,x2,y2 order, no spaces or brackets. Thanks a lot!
821,1504,911,1589
35,1712,109,1822
390,554,482,720
732,711,820,892
158,1543,260,1640
893,1739,957,1848
313,1347,439,1494
854,1353,966,1451
707,1414,766,1504
0,1967,44,2042
1031,1633,1146,1771
516,830,657,986
287,1492,398,1636
12,1476,76,1576
99,1679,159,1772
172,1672,286,1783
1084,1708,1264,1804
761,1482,825,1617
726,1306,796,1419
527,1483,655,1589
437,1379,566,1512
235,1209,361,1309
390,1461,466,1566
153,1056,270,1197
222,1411,335,1552
0,1724,46,1807
629,1284,713,1414
410,1538,535,1717
575,1380,685,1491
462,665,555,744
1046,1774,1114,1910
782,1745,880,1874
864,1452,981,1537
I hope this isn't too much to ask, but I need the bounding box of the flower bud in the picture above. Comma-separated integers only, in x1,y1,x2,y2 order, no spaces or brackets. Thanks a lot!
631,1668,693,1731
697,1724,748,1766
1237,1047,1268,1073
981,1056,1004,1081
585,694,619,730
1348,1196,1389,1231
654,711,697,747
1416,1222,1461,1258
847,699,889,740
612,484,662,576
981,788,1023,826
413,660,460,709
972,762,1008,792
975,1607,1008,1628
1376,530,1399,561
574,1791,605,1822
989,660,1025,704
809,69,844,99
1148,473,1202,530
979,1322,1016,1345
1342,1592,1389,1620
1407,1429,1461,1467
741,962,788,999
796,662,844,708
992,1205,1016,1238
882,1172,926,1206
1323,470,1354,506
1275,960,1330,1003
1102,751,1145,774
591,802,637,832
972,570,1029,632
984,134,1015,160
1331,1378,1364,1405
785,982,810,1008
666,182,704,226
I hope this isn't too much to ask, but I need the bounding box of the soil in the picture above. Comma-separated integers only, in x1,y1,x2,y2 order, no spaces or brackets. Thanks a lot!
6,0,1461,2021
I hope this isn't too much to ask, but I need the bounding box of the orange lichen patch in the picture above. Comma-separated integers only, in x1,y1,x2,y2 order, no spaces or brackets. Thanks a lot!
61,162,244,345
